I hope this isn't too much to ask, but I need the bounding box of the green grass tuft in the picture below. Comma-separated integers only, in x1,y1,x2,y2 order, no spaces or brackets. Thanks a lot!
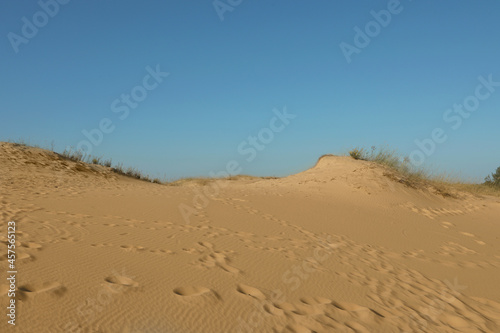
349,148,366,160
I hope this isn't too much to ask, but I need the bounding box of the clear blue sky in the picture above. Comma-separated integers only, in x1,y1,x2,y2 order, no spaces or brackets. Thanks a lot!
1,0,499,181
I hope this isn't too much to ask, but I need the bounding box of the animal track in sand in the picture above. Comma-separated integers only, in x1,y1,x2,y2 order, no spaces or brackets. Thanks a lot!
119,244,147,252
173,286,211,297
91,243,113,248
197,251,240,273
105,275,138,287
182,247,202,254
402,202,482,220
192,241,241,274
33,218,89,244
149,248,174,255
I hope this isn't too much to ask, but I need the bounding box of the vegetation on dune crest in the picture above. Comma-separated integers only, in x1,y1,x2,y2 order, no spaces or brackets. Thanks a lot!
348,148,366,160
6,140,259,186
5,140,498,194
7,140,266,186
60,147,164,184
349,146,422,175
349,146,428,188
4,140,164,184
348,146,500,197
484,167,500,188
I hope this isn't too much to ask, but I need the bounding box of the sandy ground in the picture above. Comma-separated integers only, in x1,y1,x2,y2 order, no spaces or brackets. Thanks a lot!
1,142,500,333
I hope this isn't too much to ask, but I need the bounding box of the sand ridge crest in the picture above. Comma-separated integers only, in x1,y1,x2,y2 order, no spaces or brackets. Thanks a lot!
0,142,499,332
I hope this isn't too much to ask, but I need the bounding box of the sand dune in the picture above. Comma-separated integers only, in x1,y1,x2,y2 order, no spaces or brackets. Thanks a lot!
1,142,500,332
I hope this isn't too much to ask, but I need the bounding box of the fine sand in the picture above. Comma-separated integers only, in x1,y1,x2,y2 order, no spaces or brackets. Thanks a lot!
1,142,500,333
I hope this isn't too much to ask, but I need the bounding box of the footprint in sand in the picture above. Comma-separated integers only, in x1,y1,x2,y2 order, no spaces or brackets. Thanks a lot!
300,296,332,306
217,262,240,274
273,301,297,312
21,242,42,249
198,241,214,249
0,251,34,262
173,286,211,297
459,232,486,245
331,301,385,324
17,252,34,260
441,221,454,229
440,242,477,256
105,275,139,287
263,303,285,316
18,282,66,299
236,284,266,300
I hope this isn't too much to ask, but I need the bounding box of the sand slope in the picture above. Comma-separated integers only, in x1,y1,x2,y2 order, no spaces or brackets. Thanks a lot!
1,142,500,332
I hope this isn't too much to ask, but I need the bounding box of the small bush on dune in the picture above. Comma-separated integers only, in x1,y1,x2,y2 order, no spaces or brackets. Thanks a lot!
91,156,102,165
349,146,413,172
110,164,158,182
484,167,500,188
112,163,124,174
103,158,112,168
125,167,141,179
12,140,27,147
349,148,366,160
62,148,86,163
